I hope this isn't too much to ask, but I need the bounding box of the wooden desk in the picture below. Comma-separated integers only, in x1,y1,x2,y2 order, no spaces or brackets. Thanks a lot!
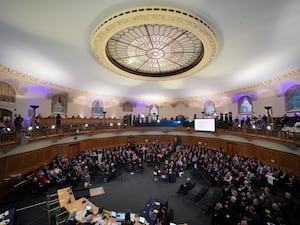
57,187,99,214
99,210,150,225
57,187,186,225
57,187,76,206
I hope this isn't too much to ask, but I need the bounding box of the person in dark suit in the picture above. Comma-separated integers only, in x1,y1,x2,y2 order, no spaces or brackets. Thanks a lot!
56,113,61,128
211,202,225,225
176,177,195,195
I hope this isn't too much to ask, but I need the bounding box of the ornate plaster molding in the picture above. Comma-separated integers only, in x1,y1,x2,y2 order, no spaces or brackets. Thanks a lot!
1,64,299,105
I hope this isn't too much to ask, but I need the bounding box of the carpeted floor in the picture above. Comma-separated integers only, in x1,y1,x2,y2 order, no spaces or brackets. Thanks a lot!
0,165,218,225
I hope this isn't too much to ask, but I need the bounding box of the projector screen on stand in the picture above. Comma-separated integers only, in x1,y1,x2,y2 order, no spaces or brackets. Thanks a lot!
194,118,216,132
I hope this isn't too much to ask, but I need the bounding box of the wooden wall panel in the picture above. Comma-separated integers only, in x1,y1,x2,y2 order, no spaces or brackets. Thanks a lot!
1,134,299,181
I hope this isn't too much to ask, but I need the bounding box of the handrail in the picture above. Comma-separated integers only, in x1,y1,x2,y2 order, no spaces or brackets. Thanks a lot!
1,124,300,149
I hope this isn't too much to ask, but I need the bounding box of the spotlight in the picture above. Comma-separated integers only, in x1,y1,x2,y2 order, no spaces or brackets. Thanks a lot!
28,126,33,131
51,125,56,129
252,125,256,129
110,123,113,127
85,124,89,127
35,125,40,129
267,125,271,130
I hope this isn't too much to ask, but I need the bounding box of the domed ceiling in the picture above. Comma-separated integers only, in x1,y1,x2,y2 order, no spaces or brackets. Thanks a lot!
0,0,300,102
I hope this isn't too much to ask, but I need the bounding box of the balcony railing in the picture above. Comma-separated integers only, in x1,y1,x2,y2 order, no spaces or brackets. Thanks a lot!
1,121,300,149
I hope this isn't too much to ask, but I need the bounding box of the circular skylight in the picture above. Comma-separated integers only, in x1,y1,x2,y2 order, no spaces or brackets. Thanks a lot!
90,6,218,81
106,24,204,77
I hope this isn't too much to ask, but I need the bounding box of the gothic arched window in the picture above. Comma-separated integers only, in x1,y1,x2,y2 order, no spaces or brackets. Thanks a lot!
122,102,133,112
51,94,68,114
92,100,103,116
0,81,16,102
285,85,300,112
238,96,253,114
150,104,159,121
204,101,215,117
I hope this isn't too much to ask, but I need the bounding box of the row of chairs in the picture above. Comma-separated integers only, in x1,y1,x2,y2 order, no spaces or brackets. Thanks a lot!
46,192,69,225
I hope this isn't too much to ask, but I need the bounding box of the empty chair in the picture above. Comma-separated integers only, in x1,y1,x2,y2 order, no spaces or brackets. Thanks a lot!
55,207,69,225
46,195,61,225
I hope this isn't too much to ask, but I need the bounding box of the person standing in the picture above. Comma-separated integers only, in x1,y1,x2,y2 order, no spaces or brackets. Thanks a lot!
56,114,61,128
14,114,24,131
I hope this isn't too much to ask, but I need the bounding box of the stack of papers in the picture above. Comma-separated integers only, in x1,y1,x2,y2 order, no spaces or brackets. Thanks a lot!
75,210,87,222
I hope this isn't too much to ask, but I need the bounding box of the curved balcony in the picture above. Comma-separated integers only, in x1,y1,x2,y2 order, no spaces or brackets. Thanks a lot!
1,117,300,149
1,119,300,149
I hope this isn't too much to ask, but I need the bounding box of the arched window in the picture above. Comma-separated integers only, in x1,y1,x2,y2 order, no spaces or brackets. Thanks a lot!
285,85,300,112
51,94,68,114
238,96,253,114
92,100,103,116
0,81,16,102
204,100,215,117
150,104,159,121
122,102,133,112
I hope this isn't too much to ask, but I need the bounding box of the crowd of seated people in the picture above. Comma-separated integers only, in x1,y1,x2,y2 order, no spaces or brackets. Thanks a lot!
17,141,299,224
173,145,299,225
141,143,172,167
22,143,171,193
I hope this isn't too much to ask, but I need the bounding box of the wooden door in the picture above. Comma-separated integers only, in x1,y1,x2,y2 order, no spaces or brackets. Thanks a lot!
226,142,237,156
68,143,80,159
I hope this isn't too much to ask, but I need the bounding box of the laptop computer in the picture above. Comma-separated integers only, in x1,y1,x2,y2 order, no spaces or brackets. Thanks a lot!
111,211,116,217
138,216,145,224
116,213,125,222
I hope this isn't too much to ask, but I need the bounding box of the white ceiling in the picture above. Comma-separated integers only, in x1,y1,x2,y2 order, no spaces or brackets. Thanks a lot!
0,0,300,102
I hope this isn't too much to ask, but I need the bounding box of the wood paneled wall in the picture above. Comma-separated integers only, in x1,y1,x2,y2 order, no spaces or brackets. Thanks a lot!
1,135,299,181
180,136,300,177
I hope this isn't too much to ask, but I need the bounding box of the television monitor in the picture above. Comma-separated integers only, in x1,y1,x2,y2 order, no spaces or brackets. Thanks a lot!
194,118,216,132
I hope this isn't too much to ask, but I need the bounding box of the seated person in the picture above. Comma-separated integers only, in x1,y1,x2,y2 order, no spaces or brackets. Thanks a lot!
81,167,92,186
81,214,94,225
65,212,77,225
176,177,195,195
